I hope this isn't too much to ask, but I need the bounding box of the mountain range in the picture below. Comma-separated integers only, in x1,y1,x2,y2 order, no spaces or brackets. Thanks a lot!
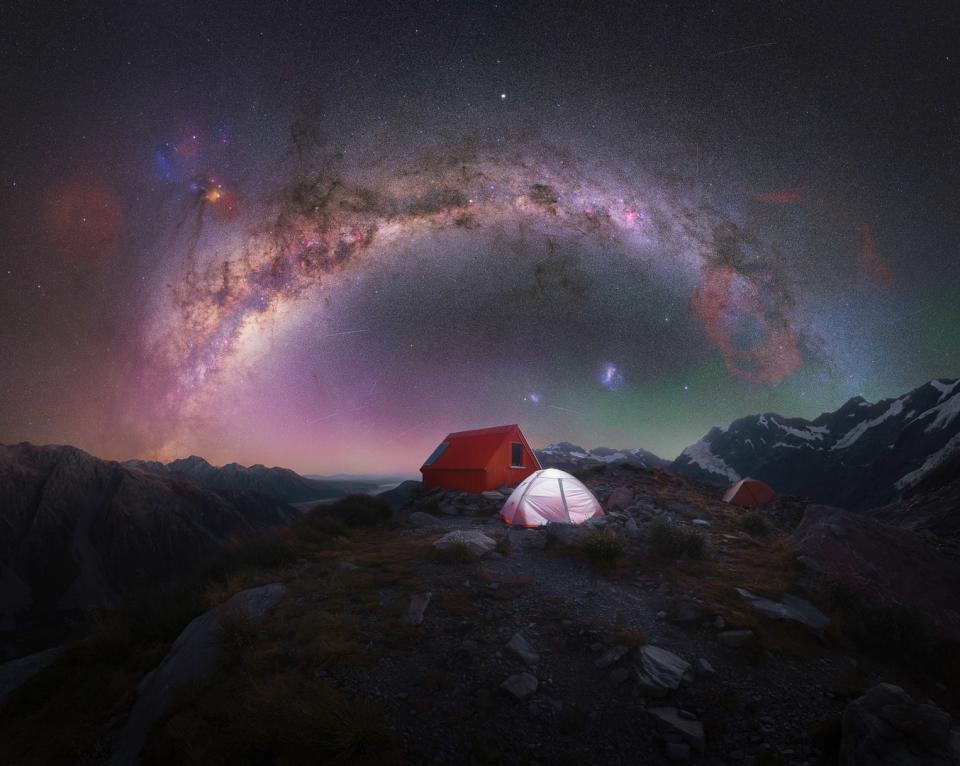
126,455,346,504
670,378,960,510
0,443,298,619
535,443,670,472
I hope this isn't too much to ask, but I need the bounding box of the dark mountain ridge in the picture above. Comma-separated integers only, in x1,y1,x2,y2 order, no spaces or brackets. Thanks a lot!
670,378,960,510
0,443,298,620
126,454,345,504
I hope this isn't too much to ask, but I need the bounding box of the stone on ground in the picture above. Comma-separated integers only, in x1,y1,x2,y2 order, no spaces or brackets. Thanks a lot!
409,511,442,527
635,645,693,696
432,530,497,558
501,672,538,700
717,629,754,648
648,707,705,751
842,683,959,766
735,587,830,634
402,592,432,626
506,631,540,665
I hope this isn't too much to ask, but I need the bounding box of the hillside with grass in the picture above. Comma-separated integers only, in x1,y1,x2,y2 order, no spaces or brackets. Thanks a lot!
2,465,959,765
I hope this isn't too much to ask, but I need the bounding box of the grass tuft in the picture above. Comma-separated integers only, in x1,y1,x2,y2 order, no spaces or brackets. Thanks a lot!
739,512,771,537
648,519,705,560
581,528,625,567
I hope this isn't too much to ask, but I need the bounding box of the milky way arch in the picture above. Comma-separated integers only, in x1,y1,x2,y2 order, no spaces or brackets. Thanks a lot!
130,143,808,448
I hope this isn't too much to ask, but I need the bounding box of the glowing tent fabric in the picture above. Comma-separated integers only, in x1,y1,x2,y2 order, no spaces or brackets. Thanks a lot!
500,468,604,527
722,478,777,507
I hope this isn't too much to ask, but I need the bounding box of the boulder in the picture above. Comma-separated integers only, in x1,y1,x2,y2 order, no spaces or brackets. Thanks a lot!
109,583,287,765
432,530,497,558
624,519,642,539
735,587,830,634
0,646,65,704
501,672,538,700
376,480,422,509
482,490,505,502
506,632,540,665
635,645,693,696
672,600,706,624
544,523,591,547
841,683,960,765
606,487,635,512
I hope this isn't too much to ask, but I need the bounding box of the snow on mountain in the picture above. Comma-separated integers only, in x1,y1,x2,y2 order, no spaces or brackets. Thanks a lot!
671,378,960,510
535,443,669,472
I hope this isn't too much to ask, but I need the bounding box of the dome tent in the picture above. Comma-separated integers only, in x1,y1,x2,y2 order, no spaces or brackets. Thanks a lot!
722,478,777,508
500,468,604,527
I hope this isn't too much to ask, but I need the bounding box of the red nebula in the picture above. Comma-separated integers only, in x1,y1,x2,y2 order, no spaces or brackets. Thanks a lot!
861,225,892,287
752,189,806,204
692,265,802,385
44,176,123,262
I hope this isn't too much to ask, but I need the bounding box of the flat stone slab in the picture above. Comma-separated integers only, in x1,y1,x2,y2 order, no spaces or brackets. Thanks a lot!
635,645,693,695
506,631,540,664
648,707,705,750
402,592,432,625
735,587,830,633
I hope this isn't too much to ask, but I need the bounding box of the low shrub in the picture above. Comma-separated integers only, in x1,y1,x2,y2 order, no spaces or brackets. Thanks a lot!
581,528,625,566
322,494,393,528
739,512,771,537
648,519,705,560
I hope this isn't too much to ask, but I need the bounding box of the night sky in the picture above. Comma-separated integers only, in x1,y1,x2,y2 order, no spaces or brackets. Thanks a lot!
2,1,959,474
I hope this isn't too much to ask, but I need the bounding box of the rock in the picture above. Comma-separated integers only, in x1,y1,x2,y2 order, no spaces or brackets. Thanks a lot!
606,487,635,512
402,592,432,626
735,587,830,634
482,490,505,502
717,630,754,648
666,742,691,761
635,645,693,696
333,560,360,575
624,519,642,539
648,707,705,751
0,646,65,704
409,511,442,527
544,522,590,547
432,530,497,558
438,501,460,516
376,479,422,509
713,616,725,630
109,583,287,766
595,644,629,669
501,672,538,700
691,519,711,528
696,658,716,677
507,632,540,665
841,683,958,765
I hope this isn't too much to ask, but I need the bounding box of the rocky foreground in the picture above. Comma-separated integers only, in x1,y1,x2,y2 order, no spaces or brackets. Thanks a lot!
1,465,958,765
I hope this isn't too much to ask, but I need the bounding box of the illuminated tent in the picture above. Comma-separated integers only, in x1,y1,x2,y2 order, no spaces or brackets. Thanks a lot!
722,478,777,508
500,468,604,527
420,424,541,493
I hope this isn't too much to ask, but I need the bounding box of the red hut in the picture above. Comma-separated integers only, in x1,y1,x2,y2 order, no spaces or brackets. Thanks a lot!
420,424,541,493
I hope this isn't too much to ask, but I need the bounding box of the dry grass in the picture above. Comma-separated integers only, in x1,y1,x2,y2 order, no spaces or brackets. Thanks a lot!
581,528,626,568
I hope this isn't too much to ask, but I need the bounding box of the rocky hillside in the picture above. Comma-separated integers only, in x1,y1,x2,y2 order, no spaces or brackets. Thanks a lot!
0,465,960,766
127,454,345,504
536,442,670,472
671,378,960,510
2,464,958,764
0,443,298,618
